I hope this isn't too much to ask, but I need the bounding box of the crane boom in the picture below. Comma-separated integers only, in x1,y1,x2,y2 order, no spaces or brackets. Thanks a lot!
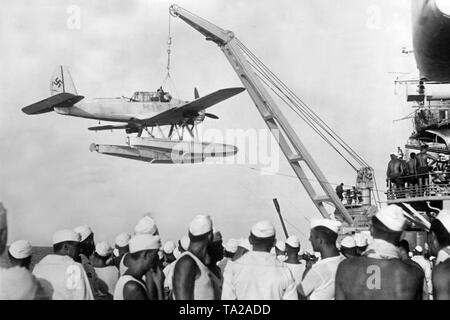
170,4,353,225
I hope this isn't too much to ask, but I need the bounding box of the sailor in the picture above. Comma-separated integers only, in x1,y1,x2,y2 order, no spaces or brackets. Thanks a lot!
119,216,159,276
429,210,450,265
274,240,287,262
0,203,40,300
218,238,239,274
232,237,252,261
222,220,298,300
113,234,162,300
354,233,368,256
74,225,95,261
0,267,39,300
163,236,191,299
206,230,225,299
398,239,411,261
134,215,159,236
386,152,404,190
429,210,450,299
157,86,165,101
411,245,432,299
178,235,190,254
416,145,437,189
335,205,424,300
297,218,344,300
8,240,32,270
335,183,344,201
32,229,94,300
73,225,102,299
113,232,130,270
284,235,306,285
172,215,216,300
406,152,418,188
351,186,359,204
339,236,357,258
162,241,176,268
92,241,119,299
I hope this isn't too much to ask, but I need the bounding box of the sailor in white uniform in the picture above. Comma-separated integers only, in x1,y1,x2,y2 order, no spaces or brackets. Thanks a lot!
222,220,298,300
32,229,94,300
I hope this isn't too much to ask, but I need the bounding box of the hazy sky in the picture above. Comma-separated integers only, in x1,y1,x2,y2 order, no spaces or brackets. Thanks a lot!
0,0,416,248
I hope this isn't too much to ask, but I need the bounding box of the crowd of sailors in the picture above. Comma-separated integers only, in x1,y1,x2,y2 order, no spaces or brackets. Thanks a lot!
1,201,450,300
386,145,450,198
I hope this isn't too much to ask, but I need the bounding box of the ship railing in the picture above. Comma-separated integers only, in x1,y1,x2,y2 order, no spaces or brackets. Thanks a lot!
386,171,450,200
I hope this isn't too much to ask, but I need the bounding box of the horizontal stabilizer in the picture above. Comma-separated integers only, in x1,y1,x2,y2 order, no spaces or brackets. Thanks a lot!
22,92,84,115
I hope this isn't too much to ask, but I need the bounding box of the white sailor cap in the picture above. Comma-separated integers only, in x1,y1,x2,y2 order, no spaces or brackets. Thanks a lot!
189,215,213,237
340,236,356,249
354,233,368,247
239,238,252,251
437,209,450,234
135,216,158,235
310,218,342,234
224,239,239,253
285,235,300,248
95,241,112,257
0,267,38,300
275,240,286,251
414,245,423,253
179,236,190,251
173,247,181,259
375,205,406,232
129,234,161,254
8,240,32,259
115,232,131,248
163,241,176,254
53,229,80,245
74,225,93,242
251,220,276,238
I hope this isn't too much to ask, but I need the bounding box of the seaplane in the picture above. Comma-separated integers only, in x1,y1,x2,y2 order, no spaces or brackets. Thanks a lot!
22,66,245,163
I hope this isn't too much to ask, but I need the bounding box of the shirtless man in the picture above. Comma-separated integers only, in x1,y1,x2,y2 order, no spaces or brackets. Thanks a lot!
406,153,418,195
386,153,404,191
416,145,437,190
428,211,450,299
113,234,163,300
172,215,216,300
335,205,424,300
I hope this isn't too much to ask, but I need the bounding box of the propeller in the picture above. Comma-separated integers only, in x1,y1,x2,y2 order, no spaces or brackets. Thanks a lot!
205,113,219,119
194,87,199,99
193,88,219,120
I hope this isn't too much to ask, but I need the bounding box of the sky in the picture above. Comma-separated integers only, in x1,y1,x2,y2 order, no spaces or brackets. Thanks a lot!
0,0,417,248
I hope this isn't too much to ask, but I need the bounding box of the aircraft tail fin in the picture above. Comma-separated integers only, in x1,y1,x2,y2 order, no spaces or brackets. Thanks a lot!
50,65,78,96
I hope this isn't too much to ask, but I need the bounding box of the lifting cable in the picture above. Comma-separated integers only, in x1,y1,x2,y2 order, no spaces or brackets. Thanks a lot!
236,39,369,169
235,40,382,207
162,12,180,99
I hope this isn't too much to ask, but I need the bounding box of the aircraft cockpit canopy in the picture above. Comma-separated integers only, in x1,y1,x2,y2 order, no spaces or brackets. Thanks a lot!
131,91,172,102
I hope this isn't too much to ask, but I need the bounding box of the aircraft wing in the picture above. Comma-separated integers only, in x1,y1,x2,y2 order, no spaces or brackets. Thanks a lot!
141,87,245,126
22,92,84,115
